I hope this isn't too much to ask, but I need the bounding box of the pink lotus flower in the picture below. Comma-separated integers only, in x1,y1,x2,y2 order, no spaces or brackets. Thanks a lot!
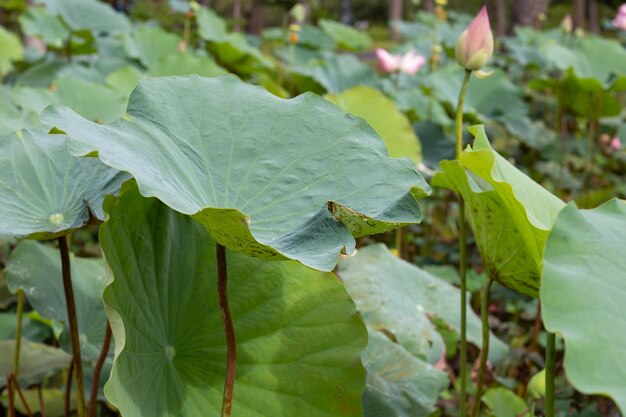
613,5,626,30
610,137,622,150
455,5,494,71
398,50,427,75
375,48,426,75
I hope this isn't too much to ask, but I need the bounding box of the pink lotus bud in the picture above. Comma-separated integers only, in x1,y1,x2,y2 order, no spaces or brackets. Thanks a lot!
561,14,573,33
375,48,400,73
455,5,494,71
398,50,427,75
610,137,622,150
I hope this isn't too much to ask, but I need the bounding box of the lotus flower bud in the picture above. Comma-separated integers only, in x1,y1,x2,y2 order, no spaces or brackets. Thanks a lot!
455,6,494,71
561,14,573,33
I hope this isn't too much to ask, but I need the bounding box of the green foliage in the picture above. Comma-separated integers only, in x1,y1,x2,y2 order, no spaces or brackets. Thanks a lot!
100,184,368,417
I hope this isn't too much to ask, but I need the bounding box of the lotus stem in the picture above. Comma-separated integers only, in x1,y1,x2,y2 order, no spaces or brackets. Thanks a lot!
8,290,25,417
470,278,493,417
545,332,556,417
8,373,33,417
38,385,46,417
456,68,472,417
58,236,86,417
216,243,236,417
87,322,112,417
64,359,74,417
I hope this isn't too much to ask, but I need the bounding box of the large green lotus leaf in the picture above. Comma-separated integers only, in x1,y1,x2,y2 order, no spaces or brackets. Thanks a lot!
148,53,227,78
292,52,381,94
337,244,507,364
100,184,367,417
0,130,128,239
6,240,108,361
544,36,626,89
53,76,127,123
42,75,429,271
318,19,372,51
19,6,69,48
541,199,626,412
363,329,448,417
0,26,24,76
124,25,181,68
433,126,565,297
325,86,421,164
0,339,71,388
42,0,130,33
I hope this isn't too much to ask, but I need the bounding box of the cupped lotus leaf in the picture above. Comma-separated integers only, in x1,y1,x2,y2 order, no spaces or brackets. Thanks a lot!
292,52,381,94
124,25,181,68
194,6,271,75
100,184,367,417
325,86,422,164
0,313,52,342
545,36,626,89
53,76,127,123
42,75,430,271
42,0,131,33
298,24,335,50
541,199,626,413
433,126,565,297
148,53,227,78
0,340,71,388
363,329,448,417
337,244,507,364
19,7,69,48
0,26,24,76
482,388,531,417
6,240,108,361
318,19,372,51
0,130,128,239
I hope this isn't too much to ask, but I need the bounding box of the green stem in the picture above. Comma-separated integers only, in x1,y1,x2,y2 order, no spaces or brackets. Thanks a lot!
456,69,472,417
58,236,86,417
545,332,556,417
9,290,25,415
470,278,493,417
217,244,236,417
395,227,405,258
